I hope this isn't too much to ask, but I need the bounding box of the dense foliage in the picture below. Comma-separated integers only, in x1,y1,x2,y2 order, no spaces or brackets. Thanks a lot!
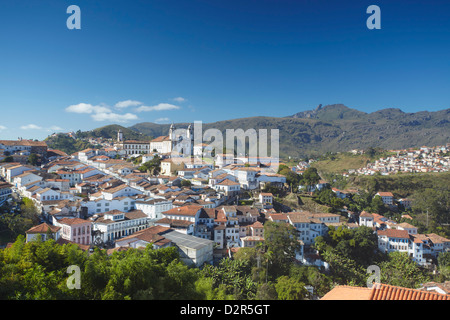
45,134,97,155
1,218,448,300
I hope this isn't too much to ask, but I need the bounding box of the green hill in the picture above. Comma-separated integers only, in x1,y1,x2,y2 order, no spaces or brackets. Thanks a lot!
87,104,449,159
78,124,152,141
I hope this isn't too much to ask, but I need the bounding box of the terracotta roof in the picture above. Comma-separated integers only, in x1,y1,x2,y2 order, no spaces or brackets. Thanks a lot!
59,217,90,226
268,213,289,221
377,229,410,239
377,192,394,197
26,223,61,234
151,135,170,142
359,211,373,218
370,283,450,300
321,283,450,300
155,218,194,227
216,179,240,186
162,205,203,216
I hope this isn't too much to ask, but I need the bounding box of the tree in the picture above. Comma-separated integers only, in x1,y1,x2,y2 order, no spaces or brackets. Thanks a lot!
379,252,431,288
275,276,307,300
138,155,161,175
1,156,14,163
437,252,450,281
371,195,387,214
263,221,300,279
181,179,192,187
300,167,321,192
289,265,333,298
412,188,450,228
27,153,39,166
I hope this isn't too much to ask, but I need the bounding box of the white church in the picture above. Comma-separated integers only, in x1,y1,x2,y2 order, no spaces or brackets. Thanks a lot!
149,123,194,156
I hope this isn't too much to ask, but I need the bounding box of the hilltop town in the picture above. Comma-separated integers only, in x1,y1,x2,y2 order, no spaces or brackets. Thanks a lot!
0,129,449,300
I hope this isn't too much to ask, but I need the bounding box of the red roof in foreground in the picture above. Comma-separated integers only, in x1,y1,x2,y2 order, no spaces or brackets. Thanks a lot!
321,283,450,300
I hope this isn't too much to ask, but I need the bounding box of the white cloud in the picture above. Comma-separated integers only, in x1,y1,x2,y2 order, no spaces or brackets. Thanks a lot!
49,126,64,132
21,124,43,130
91,112,138,123
172,97,186,103
0,125,7,131
155,117,170,123
136,103,181,112
66,102,138,123
66,103,111,114
115,100,143,109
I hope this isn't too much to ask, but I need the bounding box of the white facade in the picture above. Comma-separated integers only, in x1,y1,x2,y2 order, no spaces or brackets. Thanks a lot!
102,185,143,200
377,229,426,265
121,141,151,156
84,197,136,215
135,198,173,221
288,212,340,245
91,210,149,243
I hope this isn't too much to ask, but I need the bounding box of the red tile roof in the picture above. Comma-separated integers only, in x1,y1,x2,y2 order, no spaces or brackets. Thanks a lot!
321,283,450,300
377,229,410,239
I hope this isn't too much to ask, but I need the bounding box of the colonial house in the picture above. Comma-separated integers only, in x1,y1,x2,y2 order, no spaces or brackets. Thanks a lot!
259,192,273,208
213,179,240,195
397,222,418,234
135,197,173,221
376,192,394,205
150,136,172,154
0,182,12,204
377,229,425,265
359,211,375,228
25,223,61,242
156,205,204,235
231,167,259,190
101,184,143,200
120,140,151,156
209,173,237,187
84,196,137,215
55,217,92,246
287,211,340,245
215,154,235,168
398,198,413,209
12,171,42,189
5,165,34,182
35,187,74,203
91,209,149,243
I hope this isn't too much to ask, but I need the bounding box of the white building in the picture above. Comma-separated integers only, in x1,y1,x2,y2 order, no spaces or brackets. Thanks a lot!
213,179,240,195
0,182,12,204
5,165,34,182
376,192,394,205
288,212,340,245
215,154,235,168
135,197,173,221
91,209,149,243
101,184,143,200
359,211,375,228
25,223,61,243
84,196,137,215
377,229,425,265
150,124,194,156
259,192,273,206
35,187,74,202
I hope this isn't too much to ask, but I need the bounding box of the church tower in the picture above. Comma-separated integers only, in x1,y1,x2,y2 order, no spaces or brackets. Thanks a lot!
117,129,124,142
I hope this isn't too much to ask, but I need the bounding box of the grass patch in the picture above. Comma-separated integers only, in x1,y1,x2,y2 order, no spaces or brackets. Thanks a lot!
310,153,373,175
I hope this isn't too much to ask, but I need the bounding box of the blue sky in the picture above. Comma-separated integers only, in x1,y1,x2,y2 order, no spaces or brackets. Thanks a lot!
1,0,449,140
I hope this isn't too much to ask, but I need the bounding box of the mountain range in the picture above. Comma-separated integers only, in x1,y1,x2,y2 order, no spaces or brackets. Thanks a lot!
85,104,450,159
